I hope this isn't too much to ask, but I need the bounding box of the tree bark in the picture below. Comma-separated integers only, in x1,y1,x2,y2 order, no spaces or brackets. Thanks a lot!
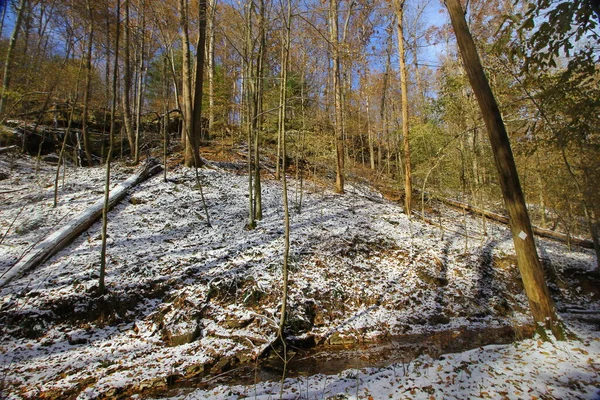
244,0,255,230
253,0,265,220
180,0,195,167
207,0,216,134
99,0,121,296
329,0,344,194
392,0,412,216
445,0,562,338
191,0,207,168
81,0,95,166
278,0,292,337
133,0,146,165
0,160,162,288
122,0,136,155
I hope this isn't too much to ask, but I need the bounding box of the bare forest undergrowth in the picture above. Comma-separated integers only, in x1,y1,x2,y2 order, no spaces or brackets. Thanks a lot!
0,145,599,399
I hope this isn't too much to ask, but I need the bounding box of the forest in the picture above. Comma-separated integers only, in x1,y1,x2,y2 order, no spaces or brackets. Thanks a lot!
0,0,599,398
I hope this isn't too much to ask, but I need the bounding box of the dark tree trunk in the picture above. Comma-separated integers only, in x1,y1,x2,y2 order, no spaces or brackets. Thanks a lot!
191,0,207,168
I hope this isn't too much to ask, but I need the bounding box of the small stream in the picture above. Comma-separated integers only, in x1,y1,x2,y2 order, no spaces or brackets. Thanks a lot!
160,324,534,397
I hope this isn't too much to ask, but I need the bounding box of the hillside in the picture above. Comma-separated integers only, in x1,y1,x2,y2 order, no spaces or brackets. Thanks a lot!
0,150,599,399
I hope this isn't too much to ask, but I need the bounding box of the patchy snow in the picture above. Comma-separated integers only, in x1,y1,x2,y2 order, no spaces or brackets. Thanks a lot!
167,317,600,399
0,152,599,399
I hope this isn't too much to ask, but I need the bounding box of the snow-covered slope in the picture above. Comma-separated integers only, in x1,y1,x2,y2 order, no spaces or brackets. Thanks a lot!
0,154,598,399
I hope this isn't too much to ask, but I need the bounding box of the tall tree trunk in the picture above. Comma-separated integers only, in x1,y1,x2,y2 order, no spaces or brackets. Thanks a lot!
54,56,85,207
0,0,27,116
278,0,292,340
244,0,255,230
99,0,121,296
561,150,600,271
82,0,95,167
380,25,392,174
446,0,562,338
122,0,135,154
207,0,216,134
163,55,169,182
180,0,195,167
392,0,412,216
366,94,375,170
253,0,265,221
133,0,146,165
191,0,207,168
275,37,284,181
329,0,344,194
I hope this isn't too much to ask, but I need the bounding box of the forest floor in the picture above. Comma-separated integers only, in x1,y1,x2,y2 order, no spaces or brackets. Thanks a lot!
0,147,599,399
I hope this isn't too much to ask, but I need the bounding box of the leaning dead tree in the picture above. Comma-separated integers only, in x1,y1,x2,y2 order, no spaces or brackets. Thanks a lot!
0,160,162,288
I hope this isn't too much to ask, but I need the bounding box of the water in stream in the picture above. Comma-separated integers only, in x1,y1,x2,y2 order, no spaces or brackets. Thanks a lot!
161,324,534,397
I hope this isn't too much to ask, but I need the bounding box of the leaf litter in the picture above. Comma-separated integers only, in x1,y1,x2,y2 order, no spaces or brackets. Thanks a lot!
0,153,598,399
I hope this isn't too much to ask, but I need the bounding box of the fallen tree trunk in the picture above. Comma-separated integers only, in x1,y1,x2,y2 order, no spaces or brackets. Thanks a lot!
0,145,18,154
0,159,163,288
435,196,594,249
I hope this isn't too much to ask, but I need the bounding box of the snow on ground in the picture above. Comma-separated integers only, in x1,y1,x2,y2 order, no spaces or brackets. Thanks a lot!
168,317,600,399
0,152,599,399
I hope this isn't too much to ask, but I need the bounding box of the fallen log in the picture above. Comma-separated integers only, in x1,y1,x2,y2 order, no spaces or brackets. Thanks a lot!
0,145,18,154
0,159,163,288
436,197,594,249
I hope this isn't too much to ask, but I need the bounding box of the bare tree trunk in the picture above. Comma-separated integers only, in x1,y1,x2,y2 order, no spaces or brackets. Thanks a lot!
446,0,562,338
99,0,121,296
122,0,136,155
0,0,27,116
191,0,207,168
207,0,216,134
163,56,169,182
275,28,286,181
54,56,84,207
561,150,600,271
244,0,255,230
180,0,195,167
81,0,95,166
392,0,412,216
366,94,375,170
329,0,344,194
254,0,266,220
278,0,292,340
378,24,393,175
133,0,146,165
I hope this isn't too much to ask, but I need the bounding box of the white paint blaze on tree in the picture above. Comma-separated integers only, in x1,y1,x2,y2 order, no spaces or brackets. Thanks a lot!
445,0,562,339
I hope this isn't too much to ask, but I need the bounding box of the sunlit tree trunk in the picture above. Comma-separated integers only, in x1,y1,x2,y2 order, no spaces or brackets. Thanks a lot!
392,0,412,216
180,0,196,167
446,0,562,338
207,0,216,135
244,0,255,230
122,0,136,156
329,0,344,194
278,0,292,340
